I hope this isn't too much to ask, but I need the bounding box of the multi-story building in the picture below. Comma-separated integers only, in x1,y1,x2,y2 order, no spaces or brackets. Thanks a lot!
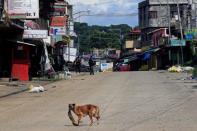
0,0,3,19
139,0,192,46
0,0,75,81
138,0,197,68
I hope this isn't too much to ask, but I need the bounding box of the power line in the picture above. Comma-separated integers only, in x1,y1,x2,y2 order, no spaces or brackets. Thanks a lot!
84,13,138,17
91,0,119,5
72,0,137,6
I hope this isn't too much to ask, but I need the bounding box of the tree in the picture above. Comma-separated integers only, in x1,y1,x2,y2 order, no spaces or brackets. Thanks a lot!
74,22,132,53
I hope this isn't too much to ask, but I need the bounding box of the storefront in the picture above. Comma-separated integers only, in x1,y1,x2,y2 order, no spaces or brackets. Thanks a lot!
11,42,35,81
0,22,23,80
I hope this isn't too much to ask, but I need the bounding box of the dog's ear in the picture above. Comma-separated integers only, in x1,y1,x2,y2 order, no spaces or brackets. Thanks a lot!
68,104,72,108
68,104,75,109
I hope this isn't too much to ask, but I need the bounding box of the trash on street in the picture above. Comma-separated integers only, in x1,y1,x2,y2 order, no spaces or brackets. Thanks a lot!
28,85,45,93
168,66,183,73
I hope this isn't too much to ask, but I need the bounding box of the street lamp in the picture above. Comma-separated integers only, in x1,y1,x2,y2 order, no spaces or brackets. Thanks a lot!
73,10,91,22
71,10,91,55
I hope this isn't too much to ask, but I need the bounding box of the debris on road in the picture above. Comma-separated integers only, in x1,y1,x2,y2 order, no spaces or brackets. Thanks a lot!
168,65,194,73
168,65,182,73
28,85,46,93
182,66,194,72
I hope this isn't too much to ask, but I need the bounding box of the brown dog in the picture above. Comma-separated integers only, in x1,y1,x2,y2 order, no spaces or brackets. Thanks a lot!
68,104,100,126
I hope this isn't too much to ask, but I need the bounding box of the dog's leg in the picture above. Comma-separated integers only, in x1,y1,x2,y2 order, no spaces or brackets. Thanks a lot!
92,114,99,125
96,116,100,125
77,115,82,126
95,108,100,125
89,115,93,126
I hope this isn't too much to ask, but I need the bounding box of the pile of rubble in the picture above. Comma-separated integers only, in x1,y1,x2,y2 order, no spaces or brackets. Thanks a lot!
168,66,194,73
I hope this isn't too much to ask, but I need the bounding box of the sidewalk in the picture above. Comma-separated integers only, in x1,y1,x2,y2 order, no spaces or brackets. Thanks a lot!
0,72,89,98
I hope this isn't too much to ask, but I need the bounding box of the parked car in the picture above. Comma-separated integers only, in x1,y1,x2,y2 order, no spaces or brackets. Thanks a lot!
114,63,130,72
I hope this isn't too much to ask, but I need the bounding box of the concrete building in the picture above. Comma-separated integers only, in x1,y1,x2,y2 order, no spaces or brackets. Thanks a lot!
138,0,197,68
0,0,3,19
138,0,196,46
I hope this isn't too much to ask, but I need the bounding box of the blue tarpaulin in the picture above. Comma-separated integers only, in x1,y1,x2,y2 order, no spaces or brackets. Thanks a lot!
142,53,151,61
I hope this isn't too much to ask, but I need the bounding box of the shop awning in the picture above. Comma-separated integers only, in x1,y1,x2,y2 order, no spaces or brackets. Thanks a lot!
143,48,160,54
120,55,139,63
142,53,151,61
8,40,36,46
139,48,160,61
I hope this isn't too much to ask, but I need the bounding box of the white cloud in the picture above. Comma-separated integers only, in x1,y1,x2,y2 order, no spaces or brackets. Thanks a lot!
67,0,142,26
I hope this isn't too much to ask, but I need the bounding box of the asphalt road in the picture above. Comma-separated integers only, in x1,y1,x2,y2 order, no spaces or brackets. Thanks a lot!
0,71,197,131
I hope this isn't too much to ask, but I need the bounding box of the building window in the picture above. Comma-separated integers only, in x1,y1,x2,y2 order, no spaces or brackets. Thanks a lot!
171,11,178,18
148,11,157,19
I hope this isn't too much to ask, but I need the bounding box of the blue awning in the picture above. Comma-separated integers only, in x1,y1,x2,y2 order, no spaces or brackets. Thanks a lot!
142,53,151,61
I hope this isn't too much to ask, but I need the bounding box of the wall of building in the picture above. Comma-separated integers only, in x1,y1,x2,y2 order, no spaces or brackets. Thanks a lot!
0,0,3,19
148,0,188,5
139,2,188,29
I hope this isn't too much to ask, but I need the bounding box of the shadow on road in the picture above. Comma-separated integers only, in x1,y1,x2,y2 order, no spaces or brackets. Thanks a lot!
192,85,197,89
64,124,89,127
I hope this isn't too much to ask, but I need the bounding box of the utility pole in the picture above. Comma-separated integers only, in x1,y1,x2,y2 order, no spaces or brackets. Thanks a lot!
72,10,90,55
119,29,122,56
177,1,184,65
167,0,171,42
77,34,80,55
188,0,192,31
167,0,172,63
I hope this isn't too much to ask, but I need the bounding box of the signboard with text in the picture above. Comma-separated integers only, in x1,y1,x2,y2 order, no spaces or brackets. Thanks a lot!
49,26,66,36
23,30,48,39
7,0,39,19
185,29,197,40
170,39,186,47
50,16,67,26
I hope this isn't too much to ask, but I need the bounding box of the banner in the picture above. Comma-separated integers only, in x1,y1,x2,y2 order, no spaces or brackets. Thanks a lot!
50,16,67,26
7,0,39,19
50,27,66,36
185,29,197,40
100,63,113,72
23,30,48,39
170,39,186,47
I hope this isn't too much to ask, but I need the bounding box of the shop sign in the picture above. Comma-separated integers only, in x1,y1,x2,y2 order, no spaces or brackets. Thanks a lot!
7,0,39,19
54,2,68,6
53,5,66,12
50,16,67,26
124,59,129,63
23,30,48,39
185,29,197,40
50,27,66,36
100,63,113,72
185,34,193,40
24,20,40,29
170,39,186,46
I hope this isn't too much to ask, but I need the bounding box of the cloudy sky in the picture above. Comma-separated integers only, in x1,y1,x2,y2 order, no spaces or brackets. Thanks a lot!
67,0,143,26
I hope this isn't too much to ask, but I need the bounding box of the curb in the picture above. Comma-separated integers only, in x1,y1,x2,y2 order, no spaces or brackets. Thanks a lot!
0,88,29,99
0,72,89,99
